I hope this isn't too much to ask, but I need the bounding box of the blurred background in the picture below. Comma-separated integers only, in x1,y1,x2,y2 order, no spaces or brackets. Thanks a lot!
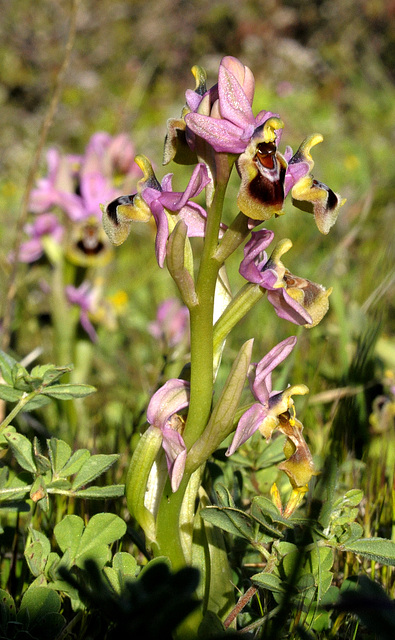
0,0,394,459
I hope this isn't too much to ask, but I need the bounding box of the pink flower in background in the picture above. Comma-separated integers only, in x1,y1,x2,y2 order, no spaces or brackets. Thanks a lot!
148,298,189,349
18,213,64,263
29,132,140,224
65,281,98,342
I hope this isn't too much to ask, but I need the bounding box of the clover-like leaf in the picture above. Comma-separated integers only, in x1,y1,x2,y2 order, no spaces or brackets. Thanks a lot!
17,586,65,639
24,529,51,577
54,513,126,571
103,551,138,594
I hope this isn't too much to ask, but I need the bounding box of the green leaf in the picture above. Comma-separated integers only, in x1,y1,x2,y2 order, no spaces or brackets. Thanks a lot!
47,478,72,491
186,339,253,472
47,438,72,475
0,384,24,402
0,350,18,385
73,484,125,499
75,513,126,569
0,466,8,487
200,506,258,542
252,496,294,529
58,448,90,477
41,383,96,399
251,572,287,594
12,363,31,390
0,426,15,450
204,339,253,445
166,221,198,308
17,586,65,638
104,551,137,593
0,588,16,632
24,530,51,577
307,546,334,575
23,395,52,411
112,551,137,576
4,430,37,473
33,437,51,474
215,483,235,508
0,474,31,502
342,489,364,508
342,537,395,566
41,364,73,385
71,454,119,490
54,515,85,558
54,513,126,571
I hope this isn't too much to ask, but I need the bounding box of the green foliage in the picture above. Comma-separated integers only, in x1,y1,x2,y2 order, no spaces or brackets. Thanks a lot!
1,3,395,637
331,576,395,640
57,558,201,640
0,351,95,415
0,433,124,511
23,514,127,610
0,586,65,640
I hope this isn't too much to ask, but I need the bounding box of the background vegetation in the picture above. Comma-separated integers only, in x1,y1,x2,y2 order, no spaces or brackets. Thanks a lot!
0,0,394,637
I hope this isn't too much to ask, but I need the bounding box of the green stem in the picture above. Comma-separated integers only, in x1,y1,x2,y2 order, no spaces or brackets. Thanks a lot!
51,260,78,367
154,474,191,568
0,391,37,433
154,155,233,575
213,211,250,263
213,283,265,357
183,156,232,449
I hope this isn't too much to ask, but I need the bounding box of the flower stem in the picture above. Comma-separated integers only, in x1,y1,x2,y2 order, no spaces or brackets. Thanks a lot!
183,155,232,449
0,391,37,433
213,283,265,357
213,211,250,263
154,474,191,568
154,155,232,577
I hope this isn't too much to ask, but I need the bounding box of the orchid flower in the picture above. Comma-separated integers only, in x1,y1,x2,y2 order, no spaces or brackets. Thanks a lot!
167,56,344,230
30,133,139,224
185,56,277,155
239,229,332,327
226,337,316,488
148,298,189,350
146,379,190,492
65,281,98,342
18,213,64,263
226,336,307,455
102,155,211,267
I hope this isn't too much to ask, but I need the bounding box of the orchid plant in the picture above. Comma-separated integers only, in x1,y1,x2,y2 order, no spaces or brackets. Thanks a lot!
14,132,140,435
101,56,346,633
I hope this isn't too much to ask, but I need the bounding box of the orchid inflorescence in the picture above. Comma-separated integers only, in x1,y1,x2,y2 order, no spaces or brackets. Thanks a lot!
101,56,344,574
19,132,140,343
102,56,344,512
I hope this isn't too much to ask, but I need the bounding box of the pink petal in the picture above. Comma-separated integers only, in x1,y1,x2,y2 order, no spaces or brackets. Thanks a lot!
226,403,266,456
147,379,190,431
161,427,187,492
